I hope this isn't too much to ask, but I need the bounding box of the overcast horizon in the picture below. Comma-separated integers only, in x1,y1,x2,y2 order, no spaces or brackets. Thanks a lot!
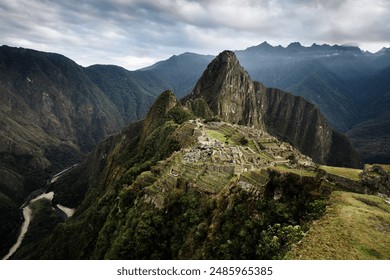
1,0,389,70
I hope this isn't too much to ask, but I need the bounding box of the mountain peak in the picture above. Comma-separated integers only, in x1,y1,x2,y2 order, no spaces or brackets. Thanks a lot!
211,50,240,69
377,47,390,55
219,50,235,56
287,42,303,49
141,90,178,141
242,41,275,53
189,50,254,120
259,41,272,47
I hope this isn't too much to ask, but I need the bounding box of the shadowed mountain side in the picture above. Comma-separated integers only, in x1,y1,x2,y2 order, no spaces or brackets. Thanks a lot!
346,116,390,163
85,65,169,122
0,46,126,254
140,52,214,97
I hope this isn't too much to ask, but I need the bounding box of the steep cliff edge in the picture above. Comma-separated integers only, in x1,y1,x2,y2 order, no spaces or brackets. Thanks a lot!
187,51,362,168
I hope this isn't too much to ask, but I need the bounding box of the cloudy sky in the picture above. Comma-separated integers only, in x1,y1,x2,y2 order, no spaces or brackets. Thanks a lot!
1,0,389,70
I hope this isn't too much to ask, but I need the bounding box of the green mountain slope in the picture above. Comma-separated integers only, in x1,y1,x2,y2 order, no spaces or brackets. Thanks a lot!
11,89,327,259
1,46,211,255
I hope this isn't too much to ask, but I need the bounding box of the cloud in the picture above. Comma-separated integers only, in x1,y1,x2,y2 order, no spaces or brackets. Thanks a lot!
0,0,389,69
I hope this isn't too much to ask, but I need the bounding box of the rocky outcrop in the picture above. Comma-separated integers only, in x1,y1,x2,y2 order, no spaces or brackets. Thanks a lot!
140,90,178,142
362,165,390,196
187,51,362,168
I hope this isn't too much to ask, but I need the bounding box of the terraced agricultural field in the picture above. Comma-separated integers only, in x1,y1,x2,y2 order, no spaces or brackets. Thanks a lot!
319,165,363,181
271,165,317,177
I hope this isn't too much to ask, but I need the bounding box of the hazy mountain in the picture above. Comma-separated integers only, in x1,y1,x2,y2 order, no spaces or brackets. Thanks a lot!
85,64,168,122
140,52,214,97
346,64,390,163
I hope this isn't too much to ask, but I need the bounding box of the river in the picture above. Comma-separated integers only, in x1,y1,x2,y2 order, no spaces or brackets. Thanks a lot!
2,166,77,260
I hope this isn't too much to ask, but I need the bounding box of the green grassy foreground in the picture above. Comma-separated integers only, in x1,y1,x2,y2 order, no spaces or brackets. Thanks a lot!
286,191,390,259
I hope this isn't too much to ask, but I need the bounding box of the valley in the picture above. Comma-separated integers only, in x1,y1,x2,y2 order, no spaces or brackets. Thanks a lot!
2,167,76,260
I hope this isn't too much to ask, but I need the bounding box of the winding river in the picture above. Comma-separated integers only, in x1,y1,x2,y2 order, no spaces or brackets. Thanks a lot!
2,166,77,260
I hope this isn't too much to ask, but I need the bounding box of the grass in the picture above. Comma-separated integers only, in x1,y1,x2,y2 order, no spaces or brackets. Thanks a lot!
247,140,258,152
378,164,390,173
286,191,390,259
320,165,362,181
205,129,226,142
260,142,279,149
205,129,238,145
271,165,317,177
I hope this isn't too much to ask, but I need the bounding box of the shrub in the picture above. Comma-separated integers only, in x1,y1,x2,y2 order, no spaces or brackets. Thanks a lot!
238,136,249,145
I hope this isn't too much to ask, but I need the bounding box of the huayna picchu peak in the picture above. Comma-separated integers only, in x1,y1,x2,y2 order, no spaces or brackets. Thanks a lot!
187,50,362,168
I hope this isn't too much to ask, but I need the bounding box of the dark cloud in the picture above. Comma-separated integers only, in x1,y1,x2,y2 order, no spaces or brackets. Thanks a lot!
0,0,389,69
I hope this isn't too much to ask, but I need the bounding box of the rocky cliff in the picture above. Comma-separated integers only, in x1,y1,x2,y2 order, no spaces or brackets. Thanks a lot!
187,51,362,168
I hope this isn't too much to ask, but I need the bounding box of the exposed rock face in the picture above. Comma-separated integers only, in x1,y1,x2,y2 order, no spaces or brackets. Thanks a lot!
190,51,262,126
140,90,178,142
188,51,362,168
362,165,390,196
